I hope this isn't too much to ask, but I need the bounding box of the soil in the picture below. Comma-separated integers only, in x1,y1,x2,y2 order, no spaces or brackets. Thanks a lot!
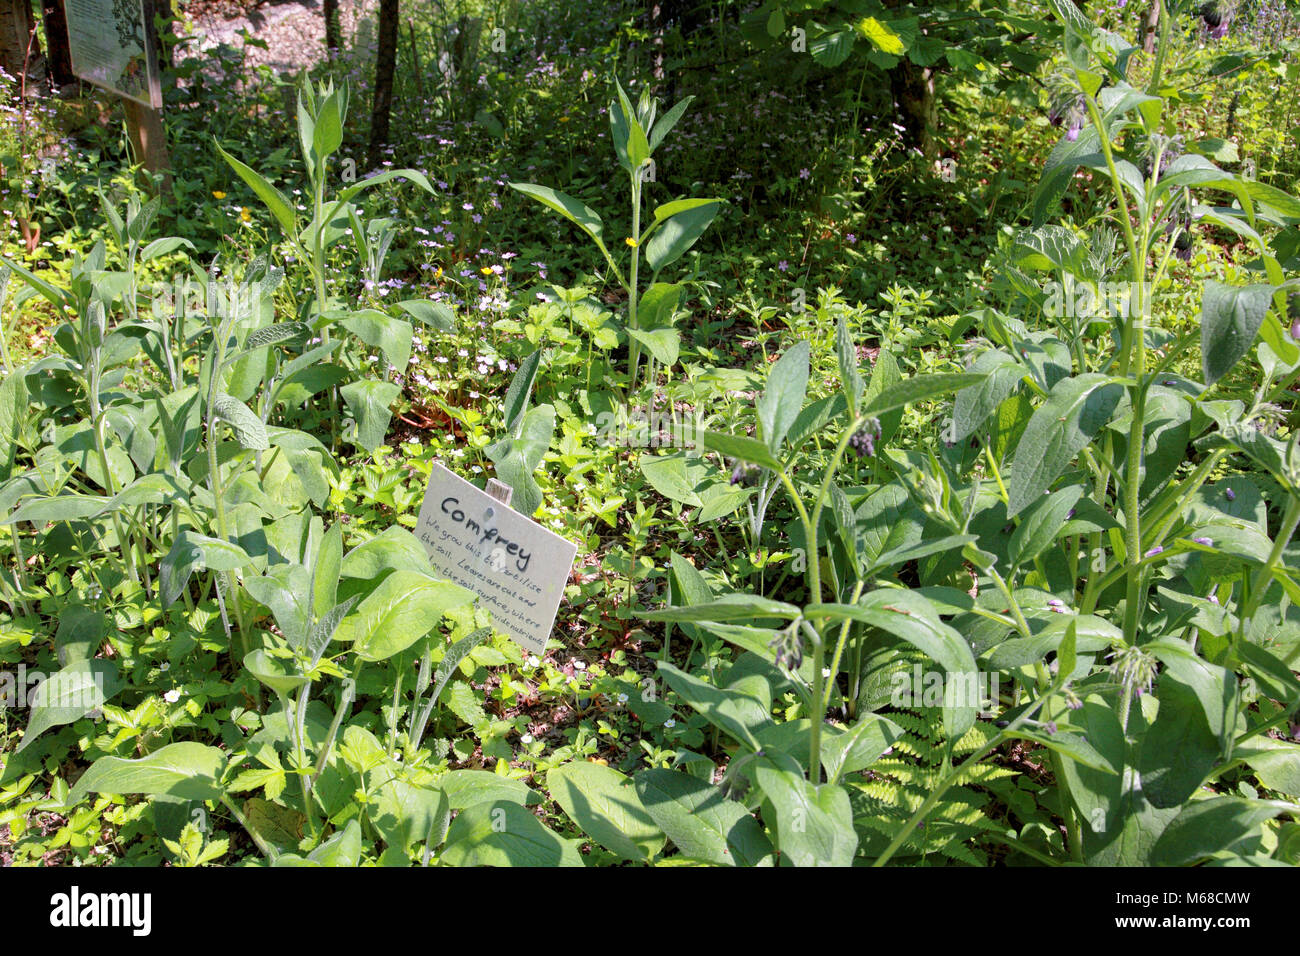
175,0,379,75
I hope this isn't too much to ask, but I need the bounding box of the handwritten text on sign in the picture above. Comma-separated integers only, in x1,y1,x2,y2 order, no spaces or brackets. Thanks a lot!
416,462,576,656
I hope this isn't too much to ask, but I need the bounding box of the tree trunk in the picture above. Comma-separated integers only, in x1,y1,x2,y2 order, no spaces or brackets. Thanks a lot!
889,58,936,156
1,0,46,92
39,0,75,88
1143,0,1160,53
323,0,340,52
367,0,399,169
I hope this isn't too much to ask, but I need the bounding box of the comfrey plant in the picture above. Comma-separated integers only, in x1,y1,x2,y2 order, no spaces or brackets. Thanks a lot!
0,77,549,865
533,2,1300,867
508,79,723,389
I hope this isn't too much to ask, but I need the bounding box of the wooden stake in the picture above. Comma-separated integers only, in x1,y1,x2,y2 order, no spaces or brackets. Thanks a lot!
485,479,513,508
123,97,171,194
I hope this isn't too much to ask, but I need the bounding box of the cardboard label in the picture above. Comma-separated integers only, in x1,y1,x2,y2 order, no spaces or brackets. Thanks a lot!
415,462,577,656
66,0,162,108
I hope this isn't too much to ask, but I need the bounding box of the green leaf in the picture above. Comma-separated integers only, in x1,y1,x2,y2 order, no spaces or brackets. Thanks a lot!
212,393,269,451
1200,282,1276,385
645,202,719,274
243,649,310,698
215,142,297,235
861,372,983,418
647,96,693,153
18,660,123,753
1151,798,1296,866
836,315,864,415
370,777,448,856
340,380,401,453
68,742,227,805
696,430,783,471
657,661,774,752
440,800,583,866
341,311,413,371
396,299,456,332
140,236,195,261
753,753,857,867
808,590,979,738
627,328,681,366
337,570,473,662
634,768,773,866
953,350,1023,442
1007,373,1124,517
757,340,809,453
640,594,801,623
501,349,542,435
855,16,906,55
485,403,554,515
1010,485,1085,568
548,761,665,862
639,453,703,507
438,770,541,810
508,182,605,249
160,531,251,607
3,494,111,525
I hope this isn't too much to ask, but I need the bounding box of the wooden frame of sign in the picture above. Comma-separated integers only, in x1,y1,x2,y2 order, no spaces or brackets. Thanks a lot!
64,0,170,187
65,0,162,108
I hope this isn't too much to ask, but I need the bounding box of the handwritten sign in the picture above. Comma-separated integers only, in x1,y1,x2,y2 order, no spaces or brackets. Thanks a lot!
66,0,162,108
415,462,577,656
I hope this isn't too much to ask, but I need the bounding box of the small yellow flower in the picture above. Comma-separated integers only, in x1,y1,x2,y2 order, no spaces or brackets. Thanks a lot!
239,207,252,223
587,757,608,766
625,237,638,247
435,266,444,279
212,190,226,199
480,266,493,276
558,115,571,123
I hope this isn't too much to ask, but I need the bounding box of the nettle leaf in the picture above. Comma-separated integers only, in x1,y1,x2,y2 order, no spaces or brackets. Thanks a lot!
68,742,227,805
633,768,773,866
212,393,269,451
340,380,401,453
18,660,123,753
757,340,809,453
1007,373,1123,517
1200,281,1276,385
548,761,665,862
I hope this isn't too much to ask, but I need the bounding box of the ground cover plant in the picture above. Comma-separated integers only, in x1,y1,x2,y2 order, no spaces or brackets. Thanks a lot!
0,0,1299,867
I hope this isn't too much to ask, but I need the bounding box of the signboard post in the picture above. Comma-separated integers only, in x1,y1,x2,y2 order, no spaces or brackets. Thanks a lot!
64,0,170,189
415,462,577,658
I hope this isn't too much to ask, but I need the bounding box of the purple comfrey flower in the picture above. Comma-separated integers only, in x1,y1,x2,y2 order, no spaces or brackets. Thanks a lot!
1193,537,1213,547
1145,546,1164,558
1225,488,1236,501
